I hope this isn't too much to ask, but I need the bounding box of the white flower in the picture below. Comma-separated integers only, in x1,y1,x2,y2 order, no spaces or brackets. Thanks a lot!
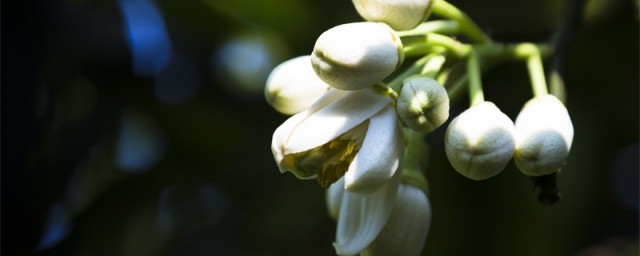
311,22,403,91
265,55,330,115
514,95,574,176
361,184,432,256
271,88,404,193
327,171,402,256
444,102,515,180
396,76,450,132
352,0,434,31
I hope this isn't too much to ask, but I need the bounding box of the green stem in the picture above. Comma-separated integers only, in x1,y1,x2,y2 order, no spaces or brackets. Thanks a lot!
446,72,468,104
406,33,472,58
402,129,430,195
403,44,436,58
432,0,492,44
436,68,450,85
467,49,484,105
386,55,432,91
475,43,552,62
445,43,552,104
523,44,549,96
397,20,460,38
421,54,446,78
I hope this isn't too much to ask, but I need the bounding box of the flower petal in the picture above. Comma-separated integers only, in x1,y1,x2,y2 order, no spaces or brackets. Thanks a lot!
271,112,310,174
271,89,350,175
333,169,401,256
344,105,404,194
361,184,432,256
326,177,346,220
285,88,391,154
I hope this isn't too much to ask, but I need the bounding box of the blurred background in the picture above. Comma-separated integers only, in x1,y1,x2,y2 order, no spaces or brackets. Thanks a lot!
2,0,638,255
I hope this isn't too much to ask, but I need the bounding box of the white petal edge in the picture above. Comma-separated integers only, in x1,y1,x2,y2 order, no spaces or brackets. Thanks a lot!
345,105,404,194
333,169,402,256
285,88,391,154
271,88,349,173
271,112,310,174
361,184,432,256
326,177,346,220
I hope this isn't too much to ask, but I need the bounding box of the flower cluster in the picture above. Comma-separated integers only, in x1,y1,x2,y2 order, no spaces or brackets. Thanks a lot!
444,95,573,180
266,0,574,255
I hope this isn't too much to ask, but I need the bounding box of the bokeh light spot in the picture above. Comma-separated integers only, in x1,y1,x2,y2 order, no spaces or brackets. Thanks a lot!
114,109,167,173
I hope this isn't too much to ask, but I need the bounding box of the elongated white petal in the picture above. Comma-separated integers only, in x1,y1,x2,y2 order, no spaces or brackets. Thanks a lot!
285,89,391,154
326,178,346,220
344,106,403,194
271,89,347,174
334,170,401,256
271,88,349,164
304,88,350,116
362,184,432,256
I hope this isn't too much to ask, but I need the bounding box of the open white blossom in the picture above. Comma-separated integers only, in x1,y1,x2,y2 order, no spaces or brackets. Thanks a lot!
352,0,434,31
514,95,574,176
271,88,404,193
265,55,330,115
311,22,403,91
445,102,515,180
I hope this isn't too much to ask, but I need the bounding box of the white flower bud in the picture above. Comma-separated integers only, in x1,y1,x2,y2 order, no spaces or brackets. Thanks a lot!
361,184,431,256
396,76,449,132
311,22,403,91
514,95,574,176
352,0,434,31
265,56,330,115
445,102,515,180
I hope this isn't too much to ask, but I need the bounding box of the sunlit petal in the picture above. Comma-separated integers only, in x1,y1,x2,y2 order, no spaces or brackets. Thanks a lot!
334,170,401,256
271,113,308,174
286,89,390,154
361,184,431,256
344,106,403,194
326,177,346,220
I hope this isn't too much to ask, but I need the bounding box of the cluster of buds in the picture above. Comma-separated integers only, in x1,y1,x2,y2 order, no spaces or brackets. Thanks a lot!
444,96,573,181
265,0,574,255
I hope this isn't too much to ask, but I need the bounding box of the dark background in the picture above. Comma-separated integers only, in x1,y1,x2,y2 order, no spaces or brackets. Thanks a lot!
2,0,638,255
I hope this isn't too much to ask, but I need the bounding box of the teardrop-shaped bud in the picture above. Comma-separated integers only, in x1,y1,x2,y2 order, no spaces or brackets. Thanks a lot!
444,102,515,180
514,95,574,176
352,0,434,31
311,22,403,91
265,55,330,115
396,76,449,132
